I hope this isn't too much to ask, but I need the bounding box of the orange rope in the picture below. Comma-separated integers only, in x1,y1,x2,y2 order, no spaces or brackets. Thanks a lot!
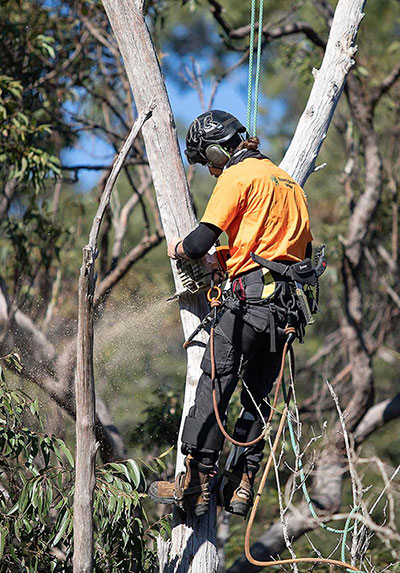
210,322,361,571
210,326,292,447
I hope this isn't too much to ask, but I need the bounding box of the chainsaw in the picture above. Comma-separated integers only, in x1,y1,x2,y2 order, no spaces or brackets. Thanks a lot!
168,245,230,300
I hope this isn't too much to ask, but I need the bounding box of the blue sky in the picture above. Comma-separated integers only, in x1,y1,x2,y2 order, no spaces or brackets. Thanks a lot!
60,56,285,190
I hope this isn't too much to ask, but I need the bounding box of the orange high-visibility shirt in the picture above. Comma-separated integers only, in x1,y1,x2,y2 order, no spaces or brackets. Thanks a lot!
201,157,313,278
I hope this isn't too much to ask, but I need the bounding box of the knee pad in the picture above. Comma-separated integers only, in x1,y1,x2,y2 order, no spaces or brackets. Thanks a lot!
181,416,225,454
233,416,264,445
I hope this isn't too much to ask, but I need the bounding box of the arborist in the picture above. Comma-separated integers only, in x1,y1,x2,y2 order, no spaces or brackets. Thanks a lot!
149,109,314,518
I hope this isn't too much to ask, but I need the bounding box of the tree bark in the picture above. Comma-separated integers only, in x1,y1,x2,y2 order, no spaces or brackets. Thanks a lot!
101,1,218,571
73,246,97,573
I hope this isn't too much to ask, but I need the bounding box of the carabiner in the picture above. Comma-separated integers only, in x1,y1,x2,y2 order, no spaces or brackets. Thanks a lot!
207,285,222,303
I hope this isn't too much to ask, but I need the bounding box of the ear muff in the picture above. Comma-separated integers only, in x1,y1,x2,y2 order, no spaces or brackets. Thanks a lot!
205,144,231,168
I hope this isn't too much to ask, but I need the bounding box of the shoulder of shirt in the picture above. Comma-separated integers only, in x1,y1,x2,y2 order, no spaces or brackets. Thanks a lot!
220,157,276,185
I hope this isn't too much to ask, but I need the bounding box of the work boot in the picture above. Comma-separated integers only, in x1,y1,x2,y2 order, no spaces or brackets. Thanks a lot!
148,455,212,516
219,469,254,518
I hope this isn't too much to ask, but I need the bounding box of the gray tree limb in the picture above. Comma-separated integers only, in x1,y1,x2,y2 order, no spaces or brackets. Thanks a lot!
280,1,366,186
73,107,153,572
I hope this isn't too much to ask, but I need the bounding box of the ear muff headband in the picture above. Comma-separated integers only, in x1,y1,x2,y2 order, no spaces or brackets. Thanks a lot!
205,144,231,168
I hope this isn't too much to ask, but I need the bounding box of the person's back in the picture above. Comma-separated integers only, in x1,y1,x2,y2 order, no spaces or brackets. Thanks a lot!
150,110,314,518
201,157,312,277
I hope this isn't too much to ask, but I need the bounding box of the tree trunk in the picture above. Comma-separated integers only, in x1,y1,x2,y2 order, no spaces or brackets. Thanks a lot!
101,1,217,571
73,109,151,572
280,1,366,186
101,0,366,571
73,246,97,573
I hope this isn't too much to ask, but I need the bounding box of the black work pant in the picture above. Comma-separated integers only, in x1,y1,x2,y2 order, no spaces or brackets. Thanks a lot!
181,302,284,474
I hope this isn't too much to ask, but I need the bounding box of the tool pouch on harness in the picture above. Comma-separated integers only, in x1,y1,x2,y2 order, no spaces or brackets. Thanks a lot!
287,259,317,286
249,249,327,338
223,295,288,352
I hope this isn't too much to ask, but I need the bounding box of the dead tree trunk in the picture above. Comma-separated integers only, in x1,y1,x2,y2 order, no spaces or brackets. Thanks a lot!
73,110,151,572
73,246,97,573
100,0,365,571
280,0,366,185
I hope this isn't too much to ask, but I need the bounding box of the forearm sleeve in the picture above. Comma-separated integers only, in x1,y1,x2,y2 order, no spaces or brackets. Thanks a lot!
182,223,222,259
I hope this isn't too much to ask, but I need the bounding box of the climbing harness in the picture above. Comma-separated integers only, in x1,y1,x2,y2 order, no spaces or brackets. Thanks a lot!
185,248,327,446
247,0,265,136
183,244,365,571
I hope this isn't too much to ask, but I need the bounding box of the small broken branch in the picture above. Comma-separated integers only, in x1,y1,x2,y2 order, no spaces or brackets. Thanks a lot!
88,104,155,249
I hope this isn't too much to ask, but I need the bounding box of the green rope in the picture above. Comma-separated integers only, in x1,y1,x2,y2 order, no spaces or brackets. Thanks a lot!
281,373,366,572
246,0,264,136
252,0,264,136
341,506,364,573
246,0,256,134
285,404,351,534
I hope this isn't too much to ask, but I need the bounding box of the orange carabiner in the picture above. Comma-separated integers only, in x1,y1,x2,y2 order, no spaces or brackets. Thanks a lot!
207,285,222,302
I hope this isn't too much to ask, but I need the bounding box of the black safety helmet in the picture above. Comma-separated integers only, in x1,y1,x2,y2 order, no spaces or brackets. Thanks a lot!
185,110,247,168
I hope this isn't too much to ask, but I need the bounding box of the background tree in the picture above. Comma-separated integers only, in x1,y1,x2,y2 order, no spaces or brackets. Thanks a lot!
0,0,399,571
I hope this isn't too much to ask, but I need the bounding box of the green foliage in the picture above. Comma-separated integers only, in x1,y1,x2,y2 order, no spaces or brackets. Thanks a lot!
0,358,171,572
131,387,182,452
0,74,60,190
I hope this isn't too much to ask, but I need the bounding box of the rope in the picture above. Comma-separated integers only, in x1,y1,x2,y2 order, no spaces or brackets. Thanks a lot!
209,315,365,570
252,0,264,136
246,0,256,134
283,378,356,535
243,343,365,571
246,0,264,136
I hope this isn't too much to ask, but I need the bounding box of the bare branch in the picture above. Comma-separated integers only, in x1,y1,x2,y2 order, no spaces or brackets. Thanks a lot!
111,177,151,261
354,394,400,445
94,230,164,309
34,30,90,87
206,0,325,47
313,0,334,25
371,61,400,107
233,21,326,48
61,160,148,172
88,103,155,249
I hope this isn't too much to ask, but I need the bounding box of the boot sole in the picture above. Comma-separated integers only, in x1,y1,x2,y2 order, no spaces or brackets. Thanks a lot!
225,500,250,518
148,483,209,516
148,482,175,504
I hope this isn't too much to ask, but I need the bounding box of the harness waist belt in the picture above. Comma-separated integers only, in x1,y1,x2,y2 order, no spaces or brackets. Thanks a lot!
250,253,317,286
233,263,293,287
